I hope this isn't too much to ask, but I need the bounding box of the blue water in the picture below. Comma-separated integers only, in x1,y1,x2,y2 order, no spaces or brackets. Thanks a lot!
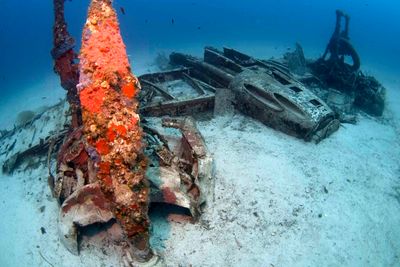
0,0,399,96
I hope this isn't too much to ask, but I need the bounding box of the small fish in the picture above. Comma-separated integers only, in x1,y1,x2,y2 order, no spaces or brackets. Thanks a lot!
120,7,125,15
171,18,175,24
323,186,329,194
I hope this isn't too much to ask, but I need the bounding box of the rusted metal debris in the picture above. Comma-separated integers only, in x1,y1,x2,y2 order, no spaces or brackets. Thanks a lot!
58,0,153,262
169,47,340,142
145,117,214,219
307,10,385,116
58,183,114,255
52,0,81,128
0,101,213,264
53,114,214,259
48,0,213,265
0,100,70,175
139,68,216,117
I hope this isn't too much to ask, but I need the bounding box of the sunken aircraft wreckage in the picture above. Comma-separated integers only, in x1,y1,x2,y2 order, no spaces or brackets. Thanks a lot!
0,3,386,266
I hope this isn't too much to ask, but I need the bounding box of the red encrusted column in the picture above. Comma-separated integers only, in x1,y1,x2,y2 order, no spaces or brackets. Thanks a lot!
52,0,81,128
77,0,151,260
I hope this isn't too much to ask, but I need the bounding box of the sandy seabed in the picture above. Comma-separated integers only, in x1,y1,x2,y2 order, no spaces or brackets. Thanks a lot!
0,45,399,267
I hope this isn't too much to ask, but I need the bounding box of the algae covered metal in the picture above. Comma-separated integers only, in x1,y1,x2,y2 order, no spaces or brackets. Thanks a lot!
170,47,340,142
308,10,385,116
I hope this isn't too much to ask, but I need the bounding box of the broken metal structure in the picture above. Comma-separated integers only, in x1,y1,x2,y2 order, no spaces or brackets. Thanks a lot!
52,0,155,263
76,0,151,260
52,0,81,128
168,47,340,142
307,10,385,117
49,0,213,265
139,68,216,117
145,117,214,219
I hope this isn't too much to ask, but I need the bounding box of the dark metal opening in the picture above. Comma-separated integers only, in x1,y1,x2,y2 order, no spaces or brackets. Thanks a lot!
244,84,283,111
309,99,322,107
274,93,306,118
272,72,290,85
289,86,302,93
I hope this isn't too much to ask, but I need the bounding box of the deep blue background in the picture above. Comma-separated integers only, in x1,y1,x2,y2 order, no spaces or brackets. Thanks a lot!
0,0,399,95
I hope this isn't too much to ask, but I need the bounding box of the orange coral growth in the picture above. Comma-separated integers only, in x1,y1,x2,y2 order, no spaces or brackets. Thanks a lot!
98,162,112,187
98,162,110,174
99,46,110,53
100,175,112,187
131,116,138,126
102,175,113,187
77,0,150,257
122,82,136,98
107,123,127,141
79,86,106,113
106,128,116,141
130,203,139,210
95,139,110,155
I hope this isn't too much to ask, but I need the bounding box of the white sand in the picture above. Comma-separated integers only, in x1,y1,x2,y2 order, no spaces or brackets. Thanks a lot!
0,50,399,266
155,110,400,266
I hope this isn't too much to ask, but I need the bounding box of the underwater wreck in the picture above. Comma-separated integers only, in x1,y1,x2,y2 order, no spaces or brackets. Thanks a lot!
307,10,385,117
0,2,388,266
